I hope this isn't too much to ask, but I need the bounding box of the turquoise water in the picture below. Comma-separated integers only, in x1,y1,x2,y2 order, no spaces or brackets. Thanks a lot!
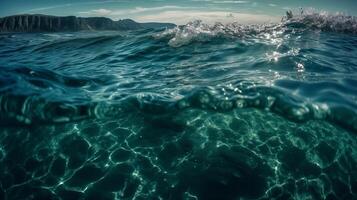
0,12,357,199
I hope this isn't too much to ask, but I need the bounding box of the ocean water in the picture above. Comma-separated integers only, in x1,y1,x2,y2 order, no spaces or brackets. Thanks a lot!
0,12,357,200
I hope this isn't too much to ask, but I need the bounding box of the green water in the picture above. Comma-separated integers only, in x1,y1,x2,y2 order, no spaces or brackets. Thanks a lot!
0,12,357,199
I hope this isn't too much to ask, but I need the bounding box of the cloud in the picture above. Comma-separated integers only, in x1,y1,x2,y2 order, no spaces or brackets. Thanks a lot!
128,6,185,13
212,1,248,4
191,0,248,2
269,4,277,7
88,8,112,15
28,4,72,12
78,4,279,25
135,10,279,25
79,6,189,16
27,1,128,12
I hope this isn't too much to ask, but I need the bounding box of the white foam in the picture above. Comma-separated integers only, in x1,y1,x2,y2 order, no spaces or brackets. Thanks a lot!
155,10,357,47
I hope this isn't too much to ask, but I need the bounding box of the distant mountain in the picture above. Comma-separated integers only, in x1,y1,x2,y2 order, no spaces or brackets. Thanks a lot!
0,14,176,33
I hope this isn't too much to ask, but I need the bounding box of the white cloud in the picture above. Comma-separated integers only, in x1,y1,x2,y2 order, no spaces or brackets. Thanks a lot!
269,4,277,7
89,8,112,15
78,5,280,25
135,10,279,25
78,6,191,18
27,1,129,13
192,0,248,2
191,0,248,3
129,6,185,13
28,4,72,12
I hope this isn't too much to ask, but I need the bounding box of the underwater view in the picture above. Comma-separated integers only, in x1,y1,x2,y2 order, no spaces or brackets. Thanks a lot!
0,1,357,200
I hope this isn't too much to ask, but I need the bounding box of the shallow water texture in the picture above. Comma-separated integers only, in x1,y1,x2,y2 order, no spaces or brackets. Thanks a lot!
0,16,357,200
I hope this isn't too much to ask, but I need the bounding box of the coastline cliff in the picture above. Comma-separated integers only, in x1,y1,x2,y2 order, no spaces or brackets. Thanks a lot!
0,14,176,32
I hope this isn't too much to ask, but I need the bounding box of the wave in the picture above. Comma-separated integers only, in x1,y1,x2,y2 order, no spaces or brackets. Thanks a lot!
155,10,357,47
33,34,124,52
1,84,356,133
0,11,356,132
284,9,357,34
154,20,275,47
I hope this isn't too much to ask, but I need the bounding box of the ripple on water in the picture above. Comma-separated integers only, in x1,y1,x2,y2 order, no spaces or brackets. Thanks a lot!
0,107,356,199
0,10,357,200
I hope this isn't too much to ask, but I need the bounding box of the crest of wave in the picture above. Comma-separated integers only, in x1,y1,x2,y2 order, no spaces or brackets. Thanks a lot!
155,20,277,47
284,8,357,34
155,9,357,47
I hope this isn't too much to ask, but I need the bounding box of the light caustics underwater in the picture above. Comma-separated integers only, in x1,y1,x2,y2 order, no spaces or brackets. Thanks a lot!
0,11,357,200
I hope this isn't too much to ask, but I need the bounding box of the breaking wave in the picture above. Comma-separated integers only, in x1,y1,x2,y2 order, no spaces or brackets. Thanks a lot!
156,10,357,47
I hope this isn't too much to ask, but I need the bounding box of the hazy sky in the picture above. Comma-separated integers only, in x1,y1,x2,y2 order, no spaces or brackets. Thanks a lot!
1,0,356,24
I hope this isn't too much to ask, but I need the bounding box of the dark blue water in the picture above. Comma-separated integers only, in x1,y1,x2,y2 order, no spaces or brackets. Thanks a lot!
0,12,356,200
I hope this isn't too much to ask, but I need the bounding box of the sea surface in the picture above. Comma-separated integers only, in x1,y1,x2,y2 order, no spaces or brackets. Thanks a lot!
0,12,357,200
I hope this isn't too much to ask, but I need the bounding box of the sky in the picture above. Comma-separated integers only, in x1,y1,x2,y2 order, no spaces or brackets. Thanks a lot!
0,0,357,24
